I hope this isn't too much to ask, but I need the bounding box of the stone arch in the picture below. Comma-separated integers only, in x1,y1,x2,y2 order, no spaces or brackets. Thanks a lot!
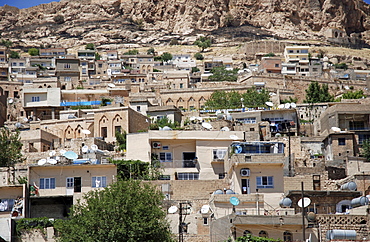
166,98,174,106
188,97,196,110
176,98,185,109
112,114,123,136
98,115,109,138
283,231,293,241
243,230,252,236
199,96,207,109
259,231,268,238
75,125,83,139
65,126,74,140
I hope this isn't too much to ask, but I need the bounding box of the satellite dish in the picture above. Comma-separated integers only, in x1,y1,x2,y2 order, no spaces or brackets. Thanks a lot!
23,118,29,122
168,206,178,214
290,103,297,108
201,205,210,214
63,151,78,160
60,149,66,155
275,133,282,137
91,144,98,151
189,116,196,121
265,102,274,107
234,145,242,154
344,86,350,90
278,104,284,109
108,83,116,88
217,113,224,120
284,103,291,109
15,123,22,128
221,127,230,131
230,135,239,140
331,127,341,132
38,159,47,165
49,150,56,157
81,129,91,135
8,98,13,104
162,126,173,131
298,197,311,208
202,122,213,130
230,197,240,206
47,159,57,165
82,145,89,153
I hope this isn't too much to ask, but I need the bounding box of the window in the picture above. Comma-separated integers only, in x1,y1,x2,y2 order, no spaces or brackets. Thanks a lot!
92,176,107,188
159,175,170,180
31,96,40,102
177,173,199,180
219,173,225,179
64,76,71,82
256,176,274,189
19,63,24,66
137,106,141,112
213,149,227,160
64,63,70,69
243,230,252,236
39,178,56,189
203,217,208,225
275,64,279,68
237,118,256,124
338,138,346,146
66,177,74,188
259,231,268,238
349,121,365,130
82,68,87,74
359,134,370,145
180,83,183,88
283,231,293,242
101,127,107,138
160,152,172,162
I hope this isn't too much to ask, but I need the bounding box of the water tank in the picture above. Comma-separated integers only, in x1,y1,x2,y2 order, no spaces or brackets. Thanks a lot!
326,230,356,240
214,189,224,195
225,189,236,194
351,196,369,208
341,181,357,191
307,212,316,222
279,198,292,208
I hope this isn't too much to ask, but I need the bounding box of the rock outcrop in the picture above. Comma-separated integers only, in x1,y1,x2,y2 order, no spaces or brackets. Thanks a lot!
0,0,369,47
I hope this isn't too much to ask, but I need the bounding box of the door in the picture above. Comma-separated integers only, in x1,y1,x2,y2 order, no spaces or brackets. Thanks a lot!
183,152,196,168
74,177,81,193
241,179,250,194
66,177,74,195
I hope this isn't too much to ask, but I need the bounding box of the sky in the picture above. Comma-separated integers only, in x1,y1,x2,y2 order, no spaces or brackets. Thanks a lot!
0,0,370,9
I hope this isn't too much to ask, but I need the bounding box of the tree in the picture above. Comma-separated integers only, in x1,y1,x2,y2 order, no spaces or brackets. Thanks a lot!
113,159,161,180
209,66,239,82
10,51,20,59
53,15,65,24
161,52,173,62
0,128,23,167
334,63,348,70
241,88,270,108
191,67,200,73
361,139,370,161
280,96,298,104
194,52,204,60
123,49,139,55
115,130,127,151
264,53,275,57
194,36,211,52
304,81,334,103
147,47,155,55
95,52,101,60
28,48,39,56
169,39,179,46
85,43,95,50
54,180,173,242
341,90,366,100
1,39,12,48
149,116,180,130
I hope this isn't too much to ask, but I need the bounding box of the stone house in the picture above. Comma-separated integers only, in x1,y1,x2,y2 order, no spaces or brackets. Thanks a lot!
55,58,80,90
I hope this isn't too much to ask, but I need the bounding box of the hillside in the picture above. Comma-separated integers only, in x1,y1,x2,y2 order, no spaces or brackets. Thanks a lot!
0,0,370,48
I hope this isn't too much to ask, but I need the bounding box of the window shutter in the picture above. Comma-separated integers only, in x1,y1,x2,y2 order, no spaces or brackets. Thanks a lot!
40,178,44,189
102,177,107,187
92,177,96,188
50,178,56,189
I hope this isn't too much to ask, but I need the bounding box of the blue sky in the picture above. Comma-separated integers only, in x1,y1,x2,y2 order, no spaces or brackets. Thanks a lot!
0,0,369,9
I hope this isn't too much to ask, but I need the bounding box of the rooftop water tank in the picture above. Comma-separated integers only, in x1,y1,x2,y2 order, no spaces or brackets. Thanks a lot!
351,196,369,208
341,181,357,191
326,230,356,240
279,197,292,208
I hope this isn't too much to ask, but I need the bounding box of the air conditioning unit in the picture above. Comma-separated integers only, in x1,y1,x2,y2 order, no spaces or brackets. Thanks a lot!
240,168,250,177
152,142,161,149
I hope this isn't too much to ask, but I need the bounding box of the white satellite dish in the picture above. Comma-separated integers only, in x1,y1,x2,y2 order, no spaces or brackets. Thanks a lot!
190,116,196,121
108,83,116,88
278,104,284,109
221,127,230,131
202,122,213,130
47,159,57,165
298,197,311,208
162,126,173,131
38,159,47,165
49,150,56,157
201,205,210,214
331,127,341,132
344,86,350,90
265,101,274,107
168,206,178,214
82,145,89,153
91,144,98,151
8,98,13,104
230,135,239,140
60,149,66,155
291,103,297,108
23,117,29,122
81,130,91,135
284,103,291,109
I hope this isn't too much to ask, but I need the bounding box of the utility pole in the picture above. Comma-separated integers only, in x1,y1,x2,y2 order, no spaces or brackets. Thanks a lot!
301,182,306,241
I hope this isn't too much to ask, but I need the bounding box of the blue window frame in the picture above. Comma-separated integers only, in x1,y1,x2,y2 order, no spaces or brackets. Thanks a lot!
92,176,107,188
256,176,274,189
39,178,56,189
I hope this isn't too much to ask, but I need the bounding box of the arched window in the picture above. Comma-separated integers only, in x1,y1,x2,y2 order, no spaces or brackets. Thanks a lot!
259,231,268,238
243,230,252,237
283,231,293,241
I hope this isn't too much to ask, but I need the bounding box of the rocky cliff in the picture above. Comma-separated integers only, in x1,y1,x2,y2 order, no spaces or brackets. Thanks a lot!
0,0,369,48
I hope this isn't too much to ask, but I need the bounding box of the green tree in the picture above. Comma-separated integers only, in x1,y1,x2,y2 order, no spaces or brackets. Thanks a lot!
191,67,200,73
54,180,173,242
169,39,179,46
28,48,39,56
194,36,211,52
194,52,204,60
304,81,334,103
209,66,239,82
341,90,366,99
123,49,139,55
95,52,101,60
280,96,298,104
205,90,242,109
10,51,20,59
1,39,12,48
361,139,370,161
334,63,348,70
0,128,24,167
149,116,180,130
147,47,155,55
115,130,127,151
264,53,275,57
85,43,95,50
113,159,161,180
161,52,173,62
241,88,270,108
